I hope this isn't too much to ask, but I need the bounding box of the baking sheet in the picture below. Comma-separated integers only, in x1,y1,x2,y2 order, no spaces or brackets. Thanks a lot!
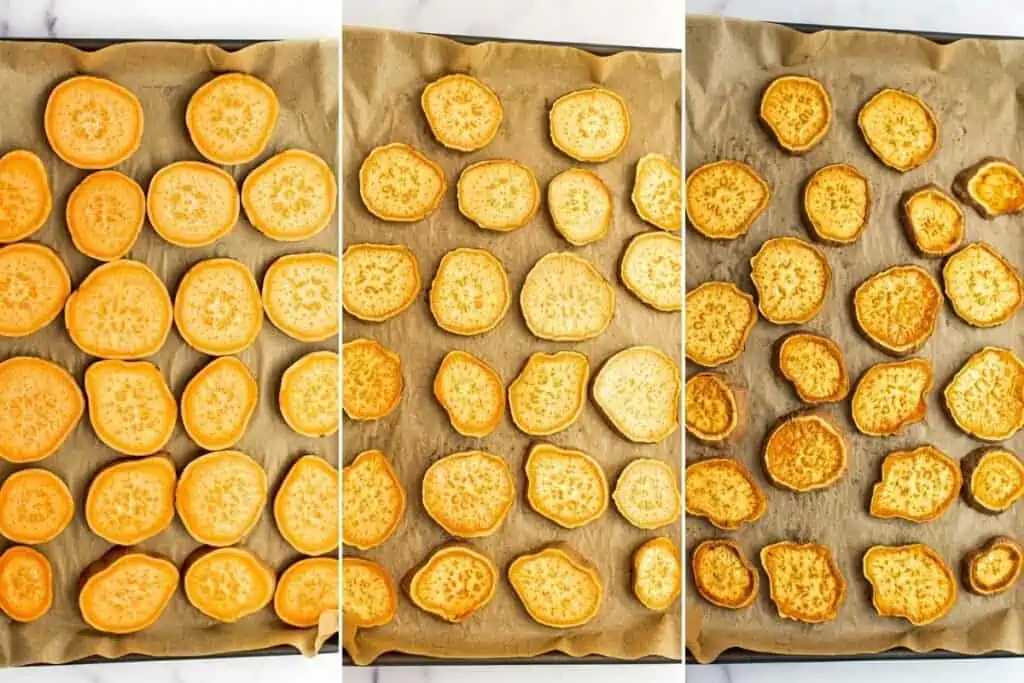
342,27,681,665
685,15,1024,664
0,38,338,667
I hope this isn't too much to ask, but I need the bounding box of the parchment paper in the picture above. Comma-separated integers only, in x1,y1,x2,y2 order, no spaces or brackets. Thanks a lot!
686,15,1024,663
0,39,338,667
342,27,681,665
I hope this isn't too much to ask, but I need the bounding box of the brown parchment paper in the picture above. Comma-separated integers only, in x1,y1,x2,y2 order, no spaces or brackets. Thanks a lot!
342,27,681,665
0,39,338,667
686,15,1024,663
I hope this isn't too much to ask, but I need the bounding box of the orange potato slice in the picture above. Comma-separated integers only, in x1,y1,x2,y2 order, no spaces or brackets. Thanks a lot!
274,455,339,556
0,546,52,622
0,242,71,337
181,356,258,451
45,76,143,169
65,259,173,359
280,350,338,437
66,170,145,260
85,359,177,456
184,547,276,623
176,450,268,546
274,556,338,628
262,252,338,341
174,258,263,355
0,468,74,544
0,150,51,242
78,551,178,633
186,72,279,165
85,455,176,545
242,149,336,241
0,356,83,463
146,161,239,247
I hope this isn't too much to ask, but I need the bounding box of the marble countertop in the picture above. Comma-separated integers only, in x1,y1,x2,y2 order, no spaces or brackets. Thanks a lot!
687,1,1024,683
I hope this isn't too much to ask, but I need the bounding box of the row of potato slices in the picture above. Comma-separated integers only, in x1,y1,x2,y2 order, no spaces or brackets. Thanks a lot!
0,546,335,633
4,74,334,249
0,350,336,465
2,72,335,245
690,537,1022,628
343,340,679,445
1,147,336,252
687,238,1023,361
343,449,679,627
343,448,680,546
345,538,677,632
343,239,681,341
0,453,338,631
0,246,337,355
362,73,678,234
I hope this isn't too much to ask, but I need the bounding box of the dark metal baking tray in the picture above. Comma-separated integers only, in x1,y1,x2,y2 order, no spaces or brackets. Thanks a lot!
7,34,338,667
341,28,681,667
684,17,1024,665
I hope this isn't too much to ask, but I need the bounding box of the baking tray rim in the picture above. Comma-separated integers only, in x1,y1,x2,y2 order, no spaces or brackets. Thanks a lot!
341,28,681,668
685,16,1024,666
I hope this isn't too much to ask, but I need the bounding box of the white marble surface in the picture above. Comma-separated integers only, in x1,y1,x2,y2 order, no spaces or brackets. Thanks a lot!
688,1,1024,683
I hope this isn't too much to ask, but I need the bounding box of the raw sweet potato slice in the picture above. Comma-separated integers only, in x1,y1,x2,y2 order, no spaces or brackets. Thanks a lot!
176,450,268,547
186,72,279,165
84,359,177,456
65,170,145,261
242,149,337,242
274,455,339,556
64,259,173,359
174,258,263,356
274,556,338,628
0,356,83,463
0,242,69,336
0,150,51,242
181,356,258,451
184,547,276,623
0,545,52,622
78,550,178,634
85,455,176,545
0,468,73,544
280,350,339,437
45,76,143,169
